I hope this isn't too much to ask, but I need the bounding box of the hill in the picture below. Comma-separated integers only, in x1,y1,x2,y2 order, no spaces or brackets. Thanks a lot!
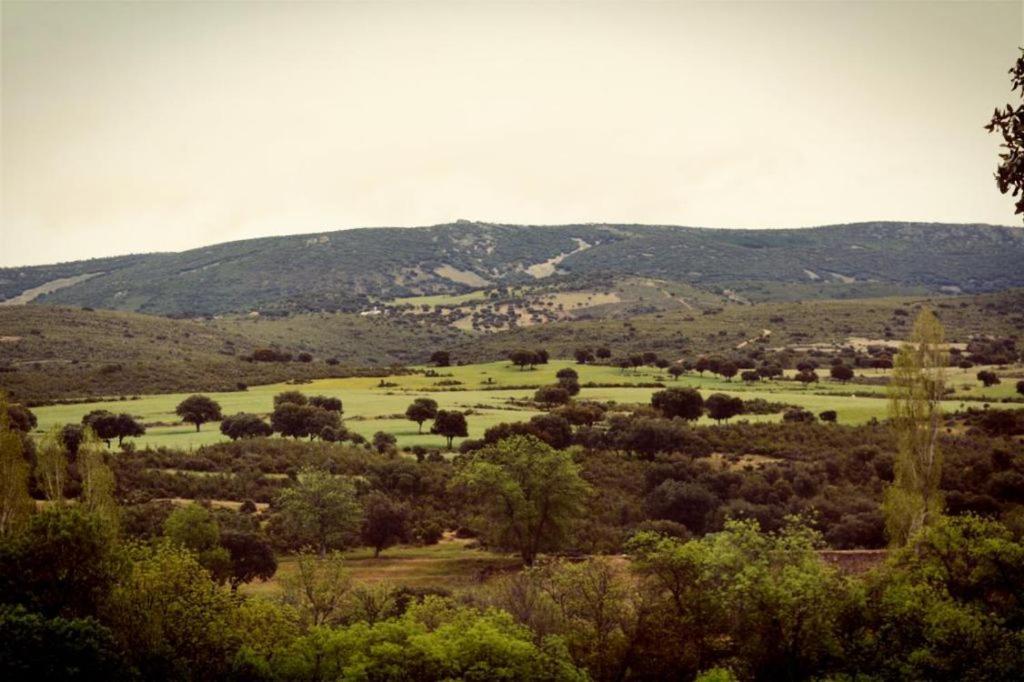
0,306,462,403
3,290,1021,403
1,221,1021,315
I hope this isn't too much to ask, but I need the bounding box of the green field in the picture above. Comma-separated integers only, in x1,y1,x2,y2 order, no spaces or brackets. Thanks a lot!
29,360,1019,450
389,290,490,307
241,536,520,597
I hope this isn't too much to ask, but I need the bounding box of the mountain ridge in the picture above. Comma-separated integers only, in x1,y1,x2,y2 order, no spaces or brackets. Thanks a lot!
2,221,1022,315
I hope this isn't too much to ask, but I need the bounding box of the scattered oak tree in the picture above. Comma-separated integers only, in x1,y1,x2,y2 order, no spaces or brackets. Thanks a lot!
175,395,223,432
431,410,468,449
651,387,704,421
405,397,438,434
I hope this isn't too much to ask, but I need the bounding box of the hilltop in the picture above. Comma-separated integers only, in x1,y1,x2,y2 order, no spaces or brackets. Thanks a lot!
2,221,1022,316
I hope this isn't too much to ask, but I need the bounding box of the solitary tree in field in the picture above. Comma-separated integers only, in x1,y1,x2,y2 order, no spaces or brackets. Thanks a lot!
986,48,1024,219
220,413,273,440
717,361,738,382
883,309,947,546
430,350,451,367
830,365,854,383
977,370,1001,387
651,387,704,421
705,393,743,423
509,349,538,371
309,395,343,413
405,397,438,434
534,385,571,406
453,435,590,565
175,395,223,432
668,366,685,381
81,410,120,446
431,410,468,449
1017,379,1024,396
113,413,145,446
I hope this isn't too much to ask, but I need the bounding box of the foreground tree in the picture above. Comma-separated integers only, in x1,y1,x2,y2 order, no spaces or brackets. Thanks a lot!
281,549,352,626
454,435,590,565
34,426,68,503
77,430,119,532
163,503,231,583
884,309,947,545
175,395,222,432
985,48,1024,218
627,519,845,680
0,398,33,536
275,468,362,554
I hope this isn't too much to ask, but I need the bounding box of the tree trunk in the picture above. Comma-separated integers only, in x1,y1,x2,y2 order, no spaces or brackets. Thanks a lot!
195,423,201,432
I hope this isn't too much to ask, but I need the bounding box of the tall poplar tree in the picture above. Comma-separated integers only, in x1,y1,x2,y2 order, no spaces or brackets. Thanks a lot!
883,309,947,545
0,397,33,535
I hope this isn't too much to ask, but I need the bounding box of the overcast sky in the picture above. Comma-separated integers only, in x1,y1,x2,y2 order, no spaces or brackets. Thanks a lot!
2,0,1022,267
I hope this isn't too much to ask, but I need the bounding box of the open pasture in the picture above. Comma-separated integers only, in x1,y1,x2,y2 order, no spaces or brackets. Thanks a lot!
28,360,1018,450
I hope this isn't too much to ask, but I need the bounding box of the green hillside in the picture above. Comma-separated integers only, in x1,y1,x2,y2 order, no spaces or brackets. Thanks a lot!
2,221,1021,315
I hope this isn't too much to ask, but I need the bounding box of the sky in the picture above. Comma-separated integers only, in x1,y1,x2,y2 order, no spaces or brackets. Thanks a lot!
1,0,1022,267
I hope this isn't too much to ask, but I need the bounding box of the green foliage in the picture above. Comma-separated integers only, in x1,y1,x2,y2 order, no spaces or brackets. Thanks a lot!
163,504,231,584
853,515,1024,679
274,467,362,554
281,549,352,627
0,507,122,619
268,596,587,681
0,398,32,536
0,606,130,680
34,426,68,503
455,435,591,565
105,541,239,679
628,519,846,679
884,309,947,545
78,430,119,532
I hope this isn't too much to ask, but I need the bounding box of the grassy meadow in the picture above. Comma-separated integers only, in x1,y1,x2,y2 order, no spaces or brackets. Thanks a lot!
28,359,1019,451
241,536,522,597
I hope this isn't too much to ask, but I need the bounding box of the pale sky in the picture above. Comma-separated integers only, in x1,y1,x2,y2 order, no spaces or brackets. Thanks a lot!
2,0,1022,266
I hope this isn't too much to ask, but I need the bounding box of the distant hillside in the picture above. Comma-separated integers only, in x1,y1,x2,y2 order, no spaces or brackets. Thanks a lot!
2,290,1020,403
0,306,463,403
1,221,1022,315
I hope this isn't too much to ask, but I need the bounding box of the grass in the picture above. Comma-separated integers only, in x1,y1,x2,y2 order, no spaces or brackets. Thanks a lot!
389,290,490,307
241,537,521,597
28,360,1019,450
